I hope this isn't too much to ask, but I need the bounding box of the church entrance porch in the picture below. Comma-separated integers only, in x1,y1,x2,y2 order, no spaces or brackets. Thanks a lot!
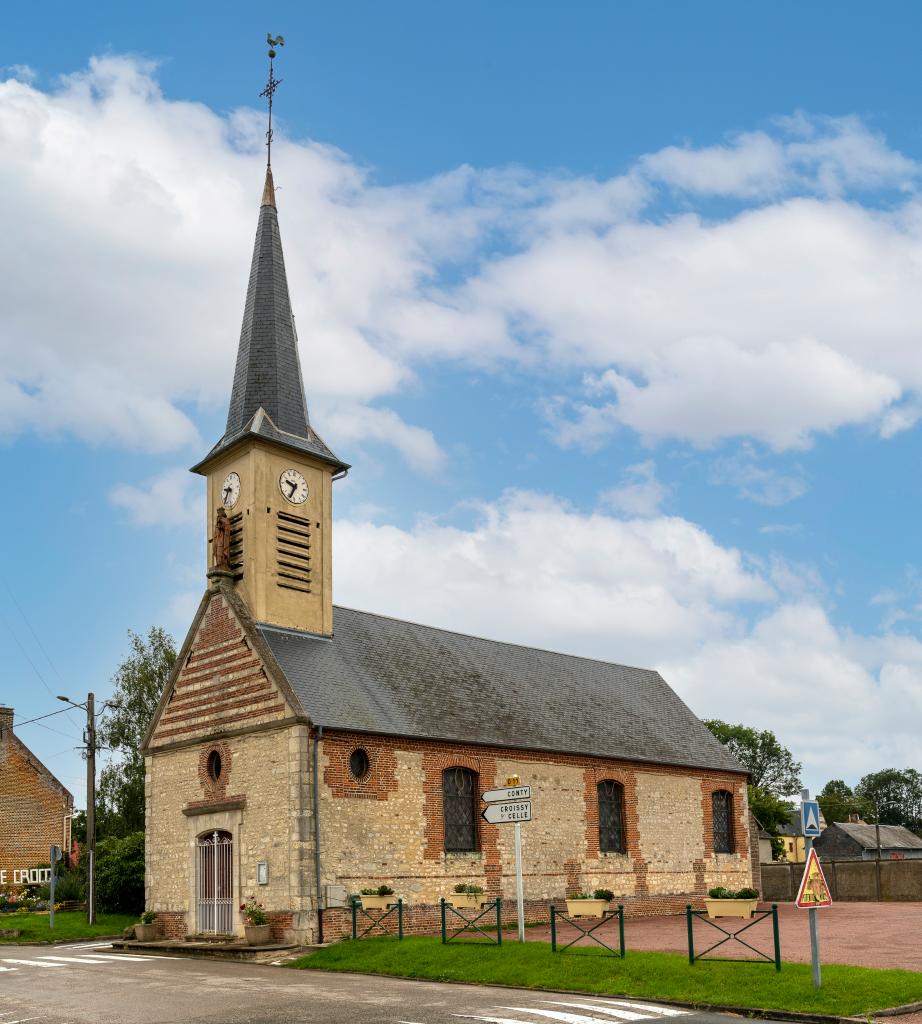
197,830,234,934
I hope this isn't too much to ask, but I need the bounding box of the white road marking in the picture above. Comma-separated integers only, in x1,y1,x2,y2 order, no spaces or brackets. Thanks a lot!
0,958,64,968
453,1016,531,1024
500,1008,620,1024
591,1003,688,1017
0,966,18,971
85,953,170,962
38,955,112,964
5,1018,42,1023
543,1004,653,1021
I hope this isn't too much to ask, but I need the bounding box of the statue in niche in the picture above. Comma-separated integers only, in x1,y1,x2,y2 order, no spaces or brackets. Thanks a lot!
212,507,232,571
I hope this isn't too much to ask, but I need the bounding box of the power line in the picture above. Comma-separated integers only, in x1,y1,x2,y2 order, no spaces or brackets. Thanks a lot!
0,576,80,729
12,705,77,728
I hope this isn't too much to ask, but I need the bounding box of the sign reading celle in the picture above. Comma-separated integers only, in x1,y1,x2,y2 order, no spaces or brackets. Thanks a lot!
0,868,52,884
481,800,532,824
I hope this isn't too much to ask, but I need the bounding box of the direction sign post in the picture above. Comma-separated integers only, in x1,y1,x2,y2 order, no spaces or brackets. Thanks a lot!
482,776,530,942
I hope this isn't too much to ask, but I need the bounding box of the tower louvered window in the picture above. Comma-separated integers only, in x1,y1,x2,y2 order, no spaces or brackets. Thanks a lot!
443,767,479,852
228,512,244,573
598,780,626,853
276,510,311,592
712,790,734,853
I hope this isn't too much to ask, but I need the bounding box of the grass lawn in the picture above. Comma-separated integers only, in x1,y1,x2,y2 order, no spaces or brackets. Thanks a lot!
291,936,922,1017
0,911,136,943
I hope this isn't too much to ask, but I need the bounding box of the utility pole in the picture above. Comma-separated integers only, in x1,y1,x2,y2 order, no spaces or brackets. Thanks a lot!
86,691,96,925
58,691,98,925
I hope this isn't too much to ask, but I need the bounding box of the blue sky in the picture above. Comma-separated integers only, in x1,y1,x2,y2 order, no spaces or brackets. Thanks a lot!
4,1,922,807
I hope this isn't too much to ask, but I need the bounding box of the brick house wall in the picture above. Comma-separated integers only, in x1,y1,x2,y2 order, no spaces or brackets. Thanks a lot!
0,707,73,881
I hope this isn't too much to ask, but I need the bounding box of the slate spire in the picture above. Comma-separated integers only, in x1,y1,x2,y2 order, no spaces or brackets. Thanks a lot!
224,166,309,439
191,171,346,474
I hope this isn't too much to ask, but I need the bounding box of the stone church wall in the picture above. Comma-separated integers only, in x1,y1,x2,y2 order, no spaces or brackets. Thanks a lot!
318,729,751,939
145,722,315,942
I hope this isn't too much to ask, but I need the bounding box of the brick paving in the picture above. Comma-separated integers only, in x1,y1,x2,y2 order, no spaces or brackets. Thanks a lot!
527,902,922,973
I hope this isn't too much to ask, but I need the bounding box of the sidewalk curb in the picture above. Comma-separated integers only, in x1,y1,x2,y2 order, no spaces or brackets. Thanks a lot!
292,964,922,1023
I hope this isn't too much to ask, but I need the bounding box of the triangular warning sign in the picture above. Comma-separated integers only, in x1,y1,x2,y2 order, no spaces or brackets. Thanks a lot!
795,848,833,908
804,805,820,833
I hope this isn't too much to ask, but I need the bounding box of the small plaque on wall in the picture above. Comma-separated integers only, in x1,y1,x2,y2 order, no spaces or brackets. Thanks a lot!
257,861,269,885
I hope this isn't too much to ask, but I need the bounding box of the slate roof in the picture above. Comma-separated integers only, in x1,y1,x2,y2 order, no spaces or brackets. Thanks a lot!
831,822,922,850
258,606,746,774
193,168,346,474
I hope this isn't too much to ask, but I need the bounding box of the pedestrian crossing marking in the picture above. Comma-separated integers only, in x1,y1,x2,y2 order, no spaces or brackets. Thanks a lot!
593,1002,687,1017
501,1008,623,1024
541,1003,653,1020
38,955,112,964
1,958,64,968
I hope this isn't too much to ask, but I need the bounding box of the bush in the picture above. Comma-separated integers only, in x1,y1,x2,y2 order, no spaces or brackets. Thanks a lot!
708,886,760,900
51,865,86,903
95,832,145,913
453,883,484,895
592,888,615,902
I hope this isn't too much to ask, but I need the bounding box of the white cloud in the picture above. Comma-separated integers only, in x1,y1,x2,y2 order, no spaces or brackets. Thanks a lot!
4,60,922,466
639,115,916,198
110,468,202,526
709,445,807,506
334,492,922,788
318,403,445,475
599,460,671,517
336,489,772,667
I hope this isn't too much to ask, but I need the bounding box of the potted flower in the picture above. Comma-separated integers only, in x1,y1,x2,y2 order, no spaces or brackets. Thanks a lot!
566,888,614,918
358,885,397,910
240,895,272,944
705,886,760,919
134,910,159,942
448,883,485,910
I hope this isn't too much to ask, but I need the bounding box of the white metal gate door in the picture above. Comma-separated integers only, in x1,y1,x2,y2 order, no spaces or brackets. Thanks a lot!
197,830,233,934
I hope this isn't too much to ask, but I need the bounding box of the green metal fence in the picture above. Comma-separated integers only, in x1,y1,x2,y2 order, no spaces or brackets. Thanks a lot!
440,897,502,945
686,903,781,970
550,903,625,957
351,897,404,940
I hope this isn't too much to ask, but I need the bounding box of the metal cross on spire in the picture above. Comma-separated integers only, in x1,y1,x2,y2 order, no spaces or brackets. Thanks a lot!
260,33,285,168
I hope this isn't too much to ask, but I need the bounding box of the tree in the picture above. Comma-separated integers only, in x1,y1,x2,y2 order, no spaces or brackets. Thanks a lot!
97,627,176,838
703,720,803,796
95,832,145,913
748,787,797,835
817,779,859,825
855,768,922,835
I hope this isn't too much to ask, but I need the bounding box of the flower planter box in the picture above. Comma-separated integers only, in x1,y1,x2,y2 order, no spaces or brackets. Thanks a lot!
359,895,397,910
566,899,610,919
134,922,159,942
244,923,273,945
705,898,759,919
447,894,485,910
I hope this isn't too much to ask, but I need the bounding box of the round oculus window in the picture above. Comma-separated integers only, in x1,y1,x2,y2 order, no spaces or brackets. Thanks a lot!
349,748,370,780
207,750,222,782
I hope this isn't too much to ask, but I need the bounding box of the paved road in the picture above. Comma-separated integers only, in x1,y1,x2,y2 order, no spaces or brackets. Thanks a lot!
0,942,785,1024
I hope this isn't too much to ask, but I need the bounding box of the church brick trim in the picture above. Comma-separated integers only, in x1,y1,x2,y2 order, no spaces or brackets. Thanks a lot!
322,735,398,800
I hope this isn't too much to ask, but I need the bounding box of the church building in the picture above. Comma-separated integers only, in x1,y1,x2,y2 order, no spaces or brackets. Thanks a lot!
143,159,756,944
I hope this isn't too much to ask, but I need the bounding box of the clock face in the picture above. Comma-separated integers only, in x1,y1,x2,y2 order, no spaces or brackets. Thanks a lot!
279,468,308,504
221,472,240,510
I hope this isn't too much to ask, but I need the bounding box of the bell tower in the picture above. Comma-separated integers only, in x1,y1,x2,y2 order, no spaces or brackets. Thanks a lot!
191,101,348,635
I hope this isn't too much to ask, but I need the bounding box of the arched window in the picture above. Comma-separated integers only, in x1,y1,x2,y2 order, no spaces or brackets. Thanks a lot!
598,780,626,853
443,767,479,852
712,790,734,853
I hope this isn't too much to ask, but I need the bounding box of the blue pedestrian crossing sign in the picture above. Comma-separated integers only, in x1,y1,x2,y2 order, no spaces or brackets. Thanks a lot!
801,800,822,837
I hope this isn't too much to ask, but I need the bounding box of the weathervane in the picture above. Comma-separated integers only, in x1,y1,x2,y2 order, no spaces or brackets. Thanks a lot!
260,34,285,168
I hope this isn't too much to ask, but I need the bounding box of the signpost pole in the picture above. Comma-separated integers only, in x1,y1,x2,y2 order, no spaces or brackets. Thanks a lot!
806,835,821,989
49,845,56,930
514,820,525,942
